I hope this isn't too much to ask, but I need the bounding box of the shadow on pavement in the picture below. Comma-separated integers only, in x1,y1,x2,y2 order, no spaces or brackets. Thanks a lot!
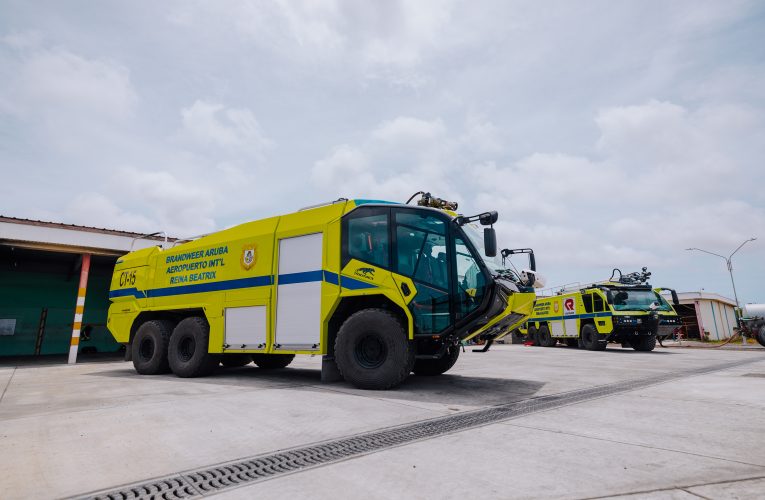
88,364,545,407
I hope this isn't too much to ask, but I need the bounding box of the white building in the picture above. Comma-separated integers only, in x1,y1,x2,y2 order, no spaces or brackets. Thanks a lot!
673,291,737,341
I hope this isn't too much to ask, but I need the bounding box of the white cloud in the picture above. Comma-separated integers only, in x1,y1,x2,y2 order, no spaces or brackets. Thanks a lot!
2,46,136,119
180,100,273,157
371,116,446,145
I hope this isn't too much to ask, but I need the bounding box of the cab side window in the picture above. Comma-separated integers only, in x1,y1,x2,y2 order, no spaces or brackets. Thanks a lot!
394,212,447,290
344,208,389,269
454,236,487,320
582,294,594,313
593,293,605,312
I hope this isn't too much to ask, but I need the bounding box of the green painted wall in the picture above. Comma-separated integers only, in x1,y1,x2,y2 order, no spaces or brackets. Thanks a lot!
0,248,121,356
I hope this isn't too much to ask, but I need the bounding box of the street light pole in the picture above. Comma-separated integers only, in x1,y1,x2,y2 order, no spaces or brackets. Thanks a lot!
686,237,757,341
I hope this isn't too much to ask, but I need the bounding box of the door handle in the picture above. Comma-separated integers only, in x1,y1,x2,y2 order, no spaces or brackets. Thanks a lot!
400,283,411,297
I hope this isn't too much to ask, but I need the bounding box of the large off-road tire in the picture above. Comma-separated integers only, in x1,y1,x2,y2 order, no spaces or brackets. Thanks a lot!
527,325,539,346
537,325,557,347
755,325,765,348
581,323,607,351
631,335,657,352
168,317,219,377
334,308,414,390
413,344,460,376
220,354,252,367
251,354,295,369
131,320,174,375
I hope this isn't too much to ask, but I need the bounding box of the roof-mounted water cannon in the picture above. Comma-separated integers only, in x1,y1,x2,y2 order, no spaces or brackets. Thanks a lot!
610,267,652,285
406,191,459,211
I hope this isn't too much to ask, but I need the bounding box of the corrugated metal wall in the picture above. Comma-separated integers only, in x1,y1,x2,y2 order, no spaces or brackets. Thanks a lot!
0,247,120,356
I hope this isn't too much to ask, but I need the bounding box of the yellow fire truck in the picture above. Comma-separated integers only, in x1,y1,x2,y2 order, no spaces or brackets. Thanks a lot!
107,193,539,389
522,268,681,351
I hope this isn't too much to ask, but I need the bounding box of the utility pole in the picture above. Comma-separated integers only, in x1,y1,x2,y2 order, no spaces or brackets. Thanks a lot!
686,237,757,343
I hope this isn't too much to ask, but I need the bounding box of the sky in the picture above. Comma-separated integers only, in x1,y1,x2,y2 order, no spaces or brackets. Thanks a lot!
1,0,763,303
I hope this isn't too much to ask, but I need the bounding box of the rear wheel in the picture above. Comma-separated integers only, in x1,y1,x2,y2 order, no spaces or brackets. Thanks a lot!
413,344,460,376
537,325,556,347
630,335,657,352
581,323,607,351
168,317,219,377
251,354,294,369
132,320,174,375
335,308,414,390
220,354,252,367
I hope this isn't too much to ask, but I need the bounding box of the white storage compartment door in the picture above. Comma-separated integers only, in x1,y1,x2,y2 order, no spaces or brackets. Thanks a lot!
275,232,323,350
225,306,267,350
551,320,565,337
563,318,578,337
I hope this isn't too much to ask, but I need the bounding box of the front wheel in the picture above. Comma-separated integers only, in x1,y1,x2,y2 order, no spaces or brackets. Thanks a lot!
334,308,414,390
630,335,657,352
527,325,539,346
413,344,460,376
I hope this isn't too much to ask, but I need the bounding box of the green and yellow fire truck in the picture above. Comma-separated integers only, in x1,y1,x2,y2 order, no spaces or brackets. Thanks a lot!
107,193,539,389
521,268,681,351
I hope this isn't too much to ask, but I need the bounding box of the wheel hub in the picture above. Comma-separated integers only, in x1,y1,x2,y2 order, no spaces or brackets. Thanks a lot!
354,334,387,369
178,335,196,362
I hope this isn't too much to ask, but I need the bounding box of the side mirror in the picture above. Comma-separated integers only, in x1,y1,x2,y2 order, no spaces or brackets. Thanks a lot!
671,289,679,306
484,228,497,257
479,211,498,226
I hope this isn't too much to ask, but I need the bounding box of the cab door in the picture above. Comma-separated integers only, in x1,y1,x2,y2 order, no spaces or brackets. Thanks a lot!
392,209,452,335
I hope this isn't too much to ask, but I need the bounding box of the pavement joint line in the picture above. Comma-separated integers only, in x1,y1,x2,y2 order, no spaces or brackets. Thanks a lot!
679,488,711,500
577,474,765,500
68,358,761,500
0,367,17,406
502,422,765,469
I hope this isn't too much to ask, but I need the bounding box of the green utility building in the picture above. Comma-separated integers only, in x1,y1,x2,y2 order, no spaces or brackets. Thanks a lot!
0,217,168,360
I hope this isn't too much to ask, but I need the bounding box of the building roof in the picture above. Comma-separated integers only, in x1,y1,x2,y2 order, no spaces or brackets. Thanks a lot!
676,291,737,308
0,215,176,256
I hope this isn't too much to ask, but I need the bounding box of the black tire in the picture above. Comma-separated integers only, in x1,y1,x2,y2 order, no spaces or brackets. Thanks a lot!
220,354,252,367
131,320,174,375
565,338,578,348
537,325,556,347
630,335,657,352
251,354,295,369
581,323,607,351
527,325,539,346
756,326,765,348
168,316,219,377
334,308,414,390
413,344,460,376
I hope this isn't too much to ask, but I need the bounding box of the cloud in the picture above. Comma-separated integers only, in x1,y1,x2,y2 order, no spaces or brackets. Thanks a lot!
1,45,137,120
180,100,273,157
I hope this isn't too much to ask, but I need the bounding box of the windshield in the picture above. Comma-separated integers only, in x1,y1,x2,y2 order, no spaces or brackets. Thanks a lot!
461,223,504,274
608,289,673,312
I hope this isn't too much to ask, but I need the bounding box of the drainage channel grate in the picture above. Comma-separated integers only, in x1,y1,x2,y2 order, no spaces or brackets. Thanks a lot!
76,359,758,500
